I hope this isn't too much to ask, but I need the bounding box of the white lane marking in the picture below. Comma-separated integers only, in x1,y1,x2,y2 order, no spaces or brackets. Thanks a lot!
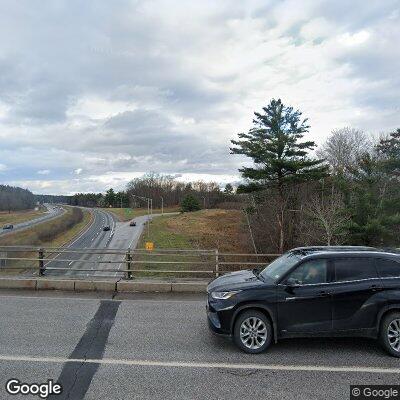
0,295,203,303
0,354,398,374
44,208,95,267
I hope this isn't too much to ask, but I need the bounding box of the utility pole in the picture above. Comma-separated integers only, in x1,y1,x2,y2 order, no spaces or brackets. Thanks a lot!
131,194,152,238
161,196,164,215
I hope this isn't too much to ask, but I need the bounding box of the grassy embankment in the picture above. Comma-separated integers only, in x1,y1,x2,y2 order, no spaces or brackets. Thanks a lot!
104,207,179,222
132,209,254,278
0,206,92,274
0,208,45,226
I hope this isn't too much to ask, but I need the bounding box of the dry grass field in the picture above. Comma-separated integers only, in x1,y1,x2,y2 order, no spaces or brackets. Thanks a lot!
103,207,180,222
0,209,45,226
0,207,92,274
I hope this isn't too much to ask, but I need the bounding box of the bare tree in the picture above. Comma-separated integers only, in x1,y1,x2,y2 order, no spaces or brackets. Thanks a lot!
304,189,350,245
0,185,36,211
317,127,373,173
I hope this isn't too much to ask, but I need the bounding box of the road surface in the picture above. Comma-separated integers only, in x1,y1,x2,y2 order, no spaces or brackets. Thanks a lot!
46,209,152,278
0,204,64,237
0,291,398,399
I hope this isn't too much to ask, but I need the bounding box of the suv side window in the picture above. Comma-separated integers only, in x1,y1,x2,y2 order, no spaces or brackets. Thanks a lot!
334,258,377,282
376,258,400,278
286,259,328,285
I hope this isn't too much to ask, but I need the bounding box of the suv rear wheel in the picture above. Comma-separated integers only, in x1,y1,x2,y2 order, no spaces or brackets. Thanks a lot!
233,310,272,354
379,312,400,357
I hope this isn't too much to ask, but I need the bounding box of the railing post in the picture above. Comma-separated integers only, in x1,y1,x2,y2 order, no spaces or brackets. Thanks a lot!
215,249,219,278
38,248,45,276
125,250,132,280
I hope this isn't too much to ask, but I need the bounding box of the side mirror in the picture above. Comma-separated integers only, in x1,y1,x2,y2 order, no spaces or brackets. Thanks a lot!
286,277,301,287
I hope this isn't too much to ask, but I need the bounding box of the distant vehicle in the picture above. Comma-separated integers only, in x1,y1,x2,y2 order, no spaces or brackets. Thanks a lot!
207,246,400,357
2,224,13,230
103,226,110,231
129,220,136,226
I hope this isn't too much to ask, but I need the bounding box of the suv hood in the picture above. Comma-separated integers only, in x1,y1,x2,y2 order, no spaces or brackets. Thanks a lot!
207,269,270,292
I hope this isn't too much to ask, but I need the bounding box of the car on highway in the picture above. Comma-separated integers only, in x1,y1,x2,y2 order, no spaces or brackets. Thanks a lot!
129,220,136,226
2,224,13,230
207,246,400,357
103,226,110,231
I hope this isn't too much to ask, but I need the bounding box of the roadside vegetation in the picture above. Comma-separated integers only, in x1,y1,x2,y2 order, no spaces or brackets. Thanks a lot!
0,185,36,211
105,206,179,222
230,99,400,254
132,209,254,278
0,208,45,226
0,207,92,274
139,209,252,253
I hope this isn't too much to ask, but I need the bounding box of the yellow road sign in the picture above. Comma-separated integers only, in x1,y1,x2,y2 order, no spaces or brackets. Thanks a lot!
145,242,154,251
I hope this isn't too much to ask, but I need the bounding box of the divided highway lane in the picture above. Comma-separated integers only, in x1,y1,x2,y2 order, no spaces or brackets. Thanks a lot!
46,209,178,278
0,293,399,400
45,208,118,277
0,204,65,237
94,213,153,278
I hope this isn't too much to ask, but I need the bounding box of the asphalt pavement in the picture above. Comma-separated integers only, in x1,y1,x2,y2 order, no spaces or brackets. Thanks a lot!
45,208,119,278
45,209,152,278
0,291,399,399
0,204,64,237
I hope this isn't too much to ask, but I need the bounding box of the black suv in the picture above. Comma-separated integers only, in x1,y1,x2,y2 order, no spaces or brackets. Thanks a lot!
207,246,400,357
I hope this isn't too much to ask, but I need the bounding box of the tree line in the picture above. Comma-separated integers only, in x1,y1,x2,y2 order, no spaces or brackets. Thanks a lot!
0,185,36,212
66,173,229,210
232,98,400,253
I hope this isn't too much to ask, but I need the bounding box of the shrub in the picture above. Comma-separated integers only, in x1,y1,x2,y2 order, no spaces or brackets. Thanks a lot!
180,195,201,212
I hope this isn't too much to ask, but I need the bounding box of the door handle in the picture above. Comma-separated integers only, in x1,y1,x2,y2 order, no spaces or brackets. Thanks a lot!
370,285,383,292
318,290,330,297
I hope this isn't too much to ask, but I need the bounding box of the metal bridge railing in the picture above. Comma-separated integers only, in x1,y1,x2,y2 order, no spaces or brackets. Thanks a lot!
0,246,281,279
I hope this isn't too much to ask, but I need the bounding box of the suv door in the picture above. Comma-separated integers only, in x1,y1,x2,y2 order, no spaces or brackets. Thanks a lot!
331,257,383,331
277,258,333,333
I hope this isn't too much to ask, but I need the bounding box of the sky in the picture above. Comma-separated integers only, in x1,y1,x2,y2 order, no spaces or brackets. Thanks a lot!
0,0,399,195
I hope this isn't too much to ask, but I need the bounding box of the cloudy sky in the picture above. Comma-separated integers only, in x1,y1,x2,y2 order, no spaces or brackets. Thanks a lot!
0,0,399,194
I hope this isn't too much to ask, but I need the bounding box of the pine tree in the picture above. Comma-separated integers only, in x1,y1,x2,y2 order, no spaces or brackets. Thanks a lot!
377,128,400,176
344,153,400,245
230,98,327,251
104,188,116,207
180,194,201,212
224,183,234,195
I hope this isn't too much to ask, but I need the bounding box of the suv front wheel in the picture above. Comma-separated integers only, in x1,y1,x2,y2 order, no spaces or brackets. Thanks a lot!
233,310,272,354
380,312,400,358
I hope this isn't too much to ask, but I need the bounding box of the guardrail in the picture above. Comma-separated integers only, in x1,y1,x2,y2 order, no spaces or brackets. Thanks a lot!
0,246,281,279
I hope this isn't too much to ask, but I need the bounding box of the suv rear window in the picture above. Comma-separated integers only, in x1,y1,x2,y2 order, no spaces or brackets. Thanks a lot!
334,258,377,282
376,258,400,278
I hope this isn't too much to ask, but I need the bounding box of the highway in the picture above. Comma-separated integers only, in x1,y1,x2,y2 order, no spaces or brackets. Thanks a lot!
45,208,150,278
0,291,399,399
0,204,64,237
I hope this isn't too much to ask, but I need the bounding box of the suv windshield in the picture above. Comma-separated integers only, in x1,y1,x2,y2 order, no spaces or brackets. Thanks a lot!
260,252,301,282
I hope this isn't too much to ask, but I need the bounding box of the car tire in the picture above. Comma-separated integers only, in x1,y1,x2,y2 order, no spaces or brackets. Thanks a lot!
379,312,400,358
233,310,272,354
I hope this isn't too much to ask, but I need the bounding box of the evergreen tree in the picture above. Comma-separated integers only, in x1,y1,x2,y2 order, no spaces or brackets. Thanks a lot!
224,183,234,195
230,98,327,251
344,153,400,246
104,188,116,207
180,194,201,212
377,128,400,175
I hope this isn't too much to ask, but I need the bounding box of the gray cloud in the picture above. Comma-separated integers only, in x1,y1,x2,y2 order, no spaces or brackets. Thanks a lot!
0,0,399,194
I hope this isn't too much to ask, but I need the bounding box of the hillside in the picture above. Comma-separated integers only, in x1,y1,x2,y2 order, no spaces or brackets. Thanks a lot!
141,209,253,253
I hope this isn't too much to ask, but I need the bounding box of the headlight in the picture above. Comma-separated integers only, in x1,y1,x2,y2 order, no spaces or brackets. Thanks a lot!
210,290,241,300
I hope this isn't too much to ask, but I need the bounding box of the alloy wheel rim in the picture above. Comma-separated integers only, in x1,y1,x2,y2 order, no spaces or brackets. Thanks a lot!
240,317,267,349
387,319,400,352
